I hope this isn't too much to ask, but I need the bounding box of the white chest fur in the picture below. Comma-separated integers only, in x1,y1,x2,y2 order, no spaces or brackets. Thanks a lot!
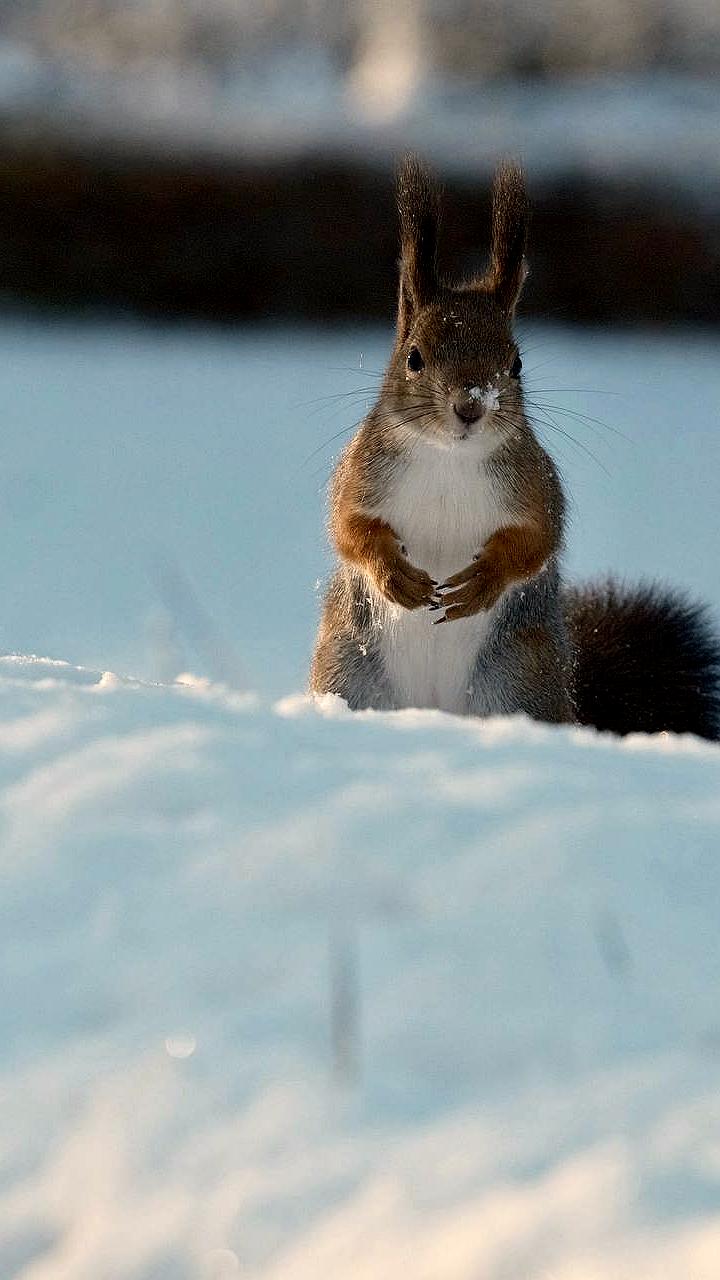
372,437,512,714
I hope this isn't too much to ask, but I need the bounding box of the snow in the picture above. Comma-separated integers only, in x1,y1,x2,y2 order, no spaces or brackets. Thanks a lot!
468,384,501,412
1,316,718,695
1,655,720,1277
1,315,720,1275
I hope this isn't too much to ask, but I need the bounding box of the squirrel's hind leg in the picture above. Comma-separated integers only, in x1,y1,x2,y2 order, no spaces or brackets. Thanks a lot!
468,628,574,724
468,580,575,725
310,631,395,711
310,572,396,711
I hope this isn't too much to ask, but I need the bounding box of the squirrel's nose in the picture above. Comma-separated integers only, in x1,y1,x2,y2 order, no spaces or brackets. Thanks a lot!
452,396,483,426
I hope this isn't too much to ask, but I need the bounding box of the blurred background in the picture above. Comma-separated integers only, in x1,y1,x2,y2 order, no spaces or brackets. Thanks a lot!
0,0,718,691
0,0,718,323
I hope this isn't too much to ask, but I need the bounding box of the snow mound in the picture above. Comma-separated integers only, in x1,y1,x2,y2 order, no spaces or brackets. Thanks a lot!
2,655,720,1277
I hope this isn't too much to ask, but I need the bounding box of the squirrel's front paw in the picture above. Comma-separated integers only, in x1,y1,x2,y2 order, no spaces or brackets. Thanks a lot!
374,552,437,610
435,555,503,622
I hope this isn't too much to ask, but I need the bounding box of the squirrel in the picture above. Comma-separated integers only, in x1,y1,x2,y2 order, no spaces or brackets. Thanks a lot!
310,157,720,740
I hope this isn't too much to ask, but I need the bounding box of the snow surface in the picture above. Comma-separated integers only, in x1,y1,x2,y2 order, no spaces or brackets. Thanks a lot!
2,655,720,1278
2,317,720,1276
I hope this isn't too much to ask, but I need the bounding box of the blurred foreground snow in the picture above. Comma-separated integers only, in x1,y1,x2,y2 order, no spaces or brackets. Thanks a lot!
1,655,720,1277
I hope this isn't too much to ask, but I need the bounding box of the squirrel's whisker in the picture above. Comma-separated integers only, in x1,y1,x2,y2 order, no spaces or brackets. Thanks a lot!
525,408,612,476
525,398,631,443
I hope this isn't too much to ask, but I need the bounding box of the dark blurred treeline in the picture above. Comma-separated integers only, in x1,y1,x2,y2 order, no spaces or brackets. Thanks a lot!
0,139,717,326
0,0,718,325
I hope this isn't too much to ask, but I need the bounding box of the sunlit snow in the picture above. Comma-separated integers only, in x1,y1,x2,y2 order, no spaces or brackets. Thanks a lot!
1,316,719,1277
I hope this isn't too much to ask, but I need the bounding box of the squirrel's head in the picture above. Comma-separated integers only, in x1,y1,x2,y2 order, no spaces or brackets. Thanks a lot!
384,156,528,448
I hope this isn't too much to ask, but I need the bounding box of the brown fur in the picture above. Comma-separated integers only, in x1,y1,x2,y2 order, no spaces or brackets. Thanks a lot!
312,156,720,738
396,154,442,341
330,350,564,627
313,156,567,718
433,427,566,622
329,423,437,609
333,510,436,609
437,521,559,620
475,160,529,310
330,273,564,618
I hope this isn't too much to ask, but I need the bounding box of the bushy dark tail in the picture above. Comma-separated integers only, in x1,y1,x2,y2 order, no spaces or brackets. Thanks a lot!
564,579,720,740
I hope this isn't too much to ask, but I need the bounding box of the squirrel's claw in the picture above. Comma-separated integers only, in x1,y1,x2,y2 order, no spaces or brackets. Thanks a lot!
438,555,504,620
438,559,484,591
377,554,437,610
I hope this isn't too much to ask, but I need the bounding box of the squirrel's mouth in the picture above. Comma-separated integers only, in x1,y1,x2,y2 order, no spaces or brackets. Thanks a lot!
434,398,509,452
446,406,486,441
448,423,475,441
438,417,488,448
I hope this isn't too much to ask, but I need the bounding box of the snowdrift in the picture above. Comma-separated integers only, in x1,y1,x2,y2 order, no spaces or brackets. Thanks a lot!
2,654,720,1279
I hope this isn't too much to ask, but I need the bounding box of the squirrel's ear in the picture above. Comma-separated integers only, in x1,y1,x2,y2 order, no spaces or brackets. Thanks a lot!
480,161,529,312
396,155,441,339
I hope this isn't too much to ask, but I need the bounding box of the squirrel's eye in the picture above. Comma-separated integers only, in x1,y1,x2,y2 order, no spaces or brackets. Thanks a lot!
407,346,425,373
510,353,522,378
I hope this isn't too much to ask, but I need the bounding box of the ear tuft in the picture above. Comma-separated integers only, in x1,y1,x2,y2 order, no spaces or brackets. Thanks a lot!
396,154,441,337
481,160,529,312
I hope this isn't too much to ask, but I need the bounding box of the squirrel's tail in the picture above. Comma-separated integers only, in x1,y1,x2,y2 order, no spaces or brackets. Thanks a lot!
564,579,720,740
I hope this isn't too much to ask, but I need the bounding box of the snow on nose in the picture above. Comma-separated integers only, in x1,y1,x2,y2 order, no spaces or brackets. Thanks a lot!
452,394,483,425
468,384,500,412
453,383,499,425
